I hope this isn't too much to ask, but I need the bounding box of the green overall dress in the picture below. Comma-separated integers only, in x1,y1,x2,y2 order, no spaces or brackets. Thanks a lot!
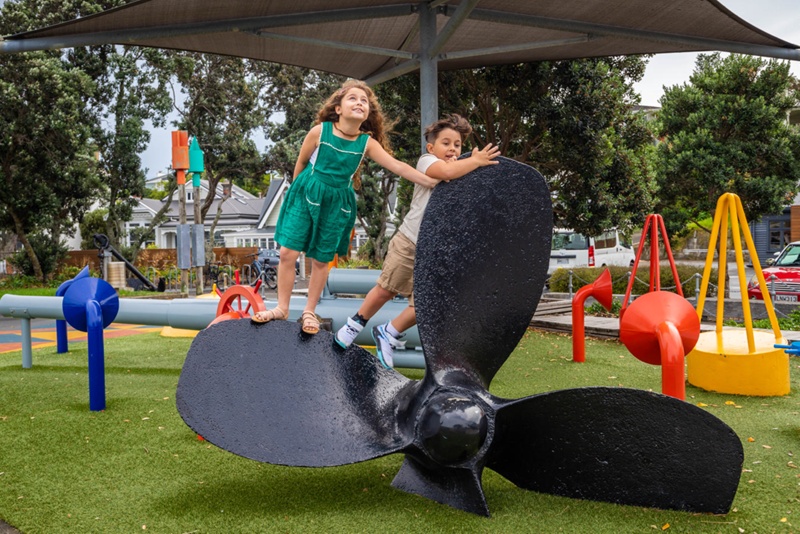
274,122,368,262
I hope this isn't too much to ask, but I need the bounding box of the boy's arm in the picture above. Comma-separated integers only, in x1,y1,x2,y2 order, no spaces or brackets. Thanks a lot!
425,144,500,181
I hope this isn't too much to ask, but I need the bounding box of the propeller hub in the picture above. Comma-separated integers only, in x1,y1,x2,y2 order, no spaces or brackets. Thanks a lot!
417,392,488,465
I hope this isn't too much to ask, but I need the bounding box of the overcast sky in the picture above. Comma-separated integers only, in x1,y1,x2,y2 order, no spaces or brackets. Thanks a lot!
2,0,798,174
634,0,800,107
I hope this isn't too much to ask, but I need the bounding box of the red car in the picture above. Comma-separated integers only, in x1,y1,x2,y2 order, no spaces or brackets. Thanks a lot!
747,242,800,302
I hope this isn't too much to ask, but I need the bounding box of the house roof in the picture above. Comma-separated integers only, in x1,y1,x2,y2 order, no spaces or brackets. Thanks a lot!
2,1,797,80
135,179,265,228
257,178,289,229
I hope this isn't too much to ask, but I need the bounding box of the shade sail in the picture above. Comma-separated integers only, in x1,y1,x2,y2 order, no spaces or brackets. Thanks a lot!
2,0,798,83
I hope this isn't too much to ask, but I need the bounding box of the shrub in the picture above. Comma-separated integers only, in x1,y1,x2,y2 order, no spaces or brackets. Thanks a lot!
548,264,717,298
9,234,69,281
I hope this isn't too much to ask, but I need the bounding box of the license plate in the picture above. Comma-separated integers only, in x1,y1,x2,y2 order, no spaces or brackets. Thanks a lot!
775,294,798,302
557,258,568,264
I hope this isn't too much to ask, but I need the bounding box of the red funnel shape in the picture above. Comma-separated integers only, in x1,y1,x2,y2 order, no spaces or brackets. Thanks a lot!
572,269,613,363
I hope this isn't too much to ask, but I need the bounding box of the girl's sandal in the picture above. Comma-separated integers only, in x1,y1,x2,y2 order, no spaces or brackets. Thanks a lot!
300,311,320,335
251,307,287,324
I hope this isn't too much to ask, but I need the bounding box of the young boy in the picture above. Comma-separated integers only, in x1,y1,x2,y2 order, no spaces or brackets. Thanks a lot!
335,114,500,368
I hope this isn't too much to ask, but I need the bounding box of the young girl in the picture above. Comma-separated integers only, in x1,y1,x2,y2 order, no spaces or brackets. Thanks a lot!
252,80,439,334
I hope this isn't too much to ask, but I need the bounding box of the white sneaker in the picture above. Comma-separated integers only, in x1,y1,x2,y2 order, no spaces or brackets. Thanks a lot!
335,317,363,348
371,323,404,369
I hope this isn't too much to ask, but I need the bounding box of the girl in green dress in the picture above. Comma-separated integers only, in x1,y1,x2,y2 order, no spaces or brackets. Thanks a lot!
252,80,439,334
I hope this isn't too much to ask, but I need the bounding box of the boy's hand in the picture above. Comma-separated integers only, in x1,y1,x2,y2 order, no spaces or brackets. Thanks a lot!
471,143,501,166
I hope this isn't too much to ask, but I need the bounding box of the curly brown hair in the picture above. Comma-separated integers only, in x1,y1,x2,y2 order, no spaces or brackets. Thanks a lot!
424,114,473,144
316,80,390,150
316,80,391,189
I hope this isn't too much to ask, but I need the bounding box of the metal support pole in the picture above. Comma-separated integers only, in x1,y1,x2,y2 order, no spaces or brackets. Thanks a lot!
193,182,204,295
418,2,438,151
568,270,573,300
86,300,106,411
21,317,32,369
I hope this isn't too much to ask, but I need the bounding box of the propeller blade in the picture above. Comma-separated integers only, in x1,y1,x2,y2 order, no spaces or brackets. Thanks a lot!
392,456,490,517
177,319,413,466
414,157,552,389
486,387,743,514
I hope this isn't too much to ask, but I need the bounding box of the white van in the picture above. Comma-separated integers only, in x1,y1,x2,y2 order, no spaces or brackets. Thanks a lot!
549,228,635,273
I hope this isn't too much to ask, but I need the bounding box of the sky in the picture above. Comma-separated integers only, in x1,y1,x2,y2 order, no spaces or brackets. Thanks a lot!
2,0,798,175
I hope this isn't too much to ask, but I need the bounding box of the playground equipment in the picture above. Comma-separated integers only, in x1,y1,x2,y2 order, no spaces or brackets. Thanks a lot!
688,193,788,396
0,267,426,368
619,291,700,399
177,158,743,517
61,275,120,411
94,234,158,291
571,268,612,363
621,214,683,317
616,214,699,399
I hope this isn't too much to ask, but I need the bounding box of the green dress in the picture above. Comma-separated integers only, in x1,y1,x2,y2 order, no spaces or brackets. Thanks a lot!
274,122,368,262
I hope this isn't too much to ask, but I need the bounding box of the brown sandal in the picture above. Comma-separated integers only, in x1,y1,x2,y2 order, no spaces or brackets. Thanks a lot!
251,307,287,324
300,310,320,334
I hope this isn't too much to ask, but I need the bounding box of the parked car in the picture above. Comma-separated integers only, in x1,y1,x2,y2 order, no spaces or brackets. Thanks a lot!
747,241,800,302
257,248,300,273
549,228,635,274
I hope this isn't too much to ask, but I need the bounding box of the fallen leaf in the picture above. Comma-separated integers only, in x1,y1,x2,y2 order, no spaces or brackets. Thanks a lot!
697,402,708,407
725,401,736,405
747,437,756,442
763,445,772,449
661,523,670,531
781,518,788,523
789,461,798,469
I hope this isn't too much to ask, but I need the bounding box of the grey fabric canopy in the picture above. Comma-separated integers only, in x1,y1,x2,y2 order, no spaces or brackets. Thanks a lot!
2,0,798,133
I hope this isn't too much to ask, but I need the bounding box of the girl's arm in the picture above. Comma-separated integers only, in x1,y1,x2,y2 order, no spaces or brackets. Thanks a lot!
293,124,323,179
365,138,439,188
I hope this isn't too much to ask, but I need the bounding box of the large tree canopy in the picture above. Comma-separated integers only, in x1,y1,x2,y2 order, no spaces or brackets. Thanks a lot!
171,53,272,220
380,57,657,239
656,53,800,235
0,0,105,279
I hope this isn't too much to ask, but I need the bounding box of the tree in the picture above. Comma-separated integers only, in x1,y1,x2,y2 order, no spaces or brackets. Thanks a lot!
263,67,344,180
171,53,270,216
379,58,657,240
656,53,800,236
0,0,109,279
70,42,173,249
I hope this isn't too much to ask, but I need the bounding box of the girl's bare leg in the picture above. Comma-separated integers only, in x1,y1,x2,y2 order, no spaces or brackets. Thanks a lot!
304,258,330,314
252,246,299,322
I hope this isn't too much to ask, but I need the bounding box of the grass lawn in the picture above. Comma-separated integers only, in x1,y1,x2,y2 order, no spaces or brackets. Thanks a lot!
1,329,799,533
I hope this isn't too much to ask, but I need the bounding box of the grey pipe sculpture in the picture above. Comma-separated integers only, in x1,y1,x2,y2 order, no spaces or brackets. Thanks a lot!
176,157,743,517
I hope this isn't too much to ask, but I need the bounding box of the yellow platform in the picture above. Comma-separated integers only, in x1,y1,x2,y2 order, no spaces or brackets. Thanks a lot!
687,329,789,397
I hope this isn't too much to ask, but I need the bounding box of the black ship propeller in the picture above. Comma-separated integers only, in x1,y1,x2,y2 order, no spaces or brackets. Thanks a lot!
177,158,743,516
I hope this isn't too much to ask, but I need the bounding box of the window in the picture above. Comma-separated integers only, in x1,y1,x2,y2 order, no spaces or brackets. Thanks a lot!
595,231,617,249
768,217,791,254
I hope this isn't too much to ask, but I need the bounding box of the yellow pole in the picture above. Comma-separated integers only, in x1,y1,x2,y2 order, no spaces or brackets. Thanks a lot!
716,200,729,338
734,197,783,341
696,195,727,320
728,196,755,352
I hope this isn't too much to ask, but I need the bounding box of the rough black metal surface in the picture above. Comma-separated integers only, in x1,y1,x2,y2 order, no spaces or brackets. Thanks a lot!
414,156,551,390
177,320,411,466
177,158,743,517
486,387,743,514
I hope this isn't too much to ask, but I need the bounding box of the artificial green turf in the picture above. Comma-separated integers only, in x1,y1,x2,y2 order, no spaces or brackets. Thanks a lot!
1,329,799,533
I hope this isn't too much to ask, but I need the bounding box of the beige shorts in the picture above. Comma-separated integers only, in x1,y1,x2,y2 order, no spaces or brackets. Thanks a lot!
377,232,416,305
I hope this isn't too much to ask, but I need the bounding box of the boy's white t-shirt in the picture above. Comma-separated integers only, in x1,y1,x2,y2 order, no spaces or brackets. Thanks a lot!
398,153,439,245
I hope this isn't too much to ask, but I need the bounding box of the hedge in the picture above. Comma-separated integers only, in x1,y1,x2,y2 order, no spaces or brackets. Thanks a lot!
548,265,719,298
